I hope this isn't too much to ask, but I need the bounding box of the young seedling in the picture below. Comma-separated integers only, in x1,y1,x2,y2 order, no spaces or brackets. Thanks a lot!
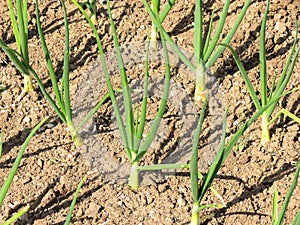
221,0,300,145
0,117,48,224
142,0,251,102
0,0,33,99
0,1,72,145
272,162,300,225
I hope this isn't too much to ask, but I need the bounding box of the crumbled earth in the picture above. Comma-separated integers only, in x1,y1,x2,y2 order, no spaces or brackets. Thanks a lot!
0,0,299,224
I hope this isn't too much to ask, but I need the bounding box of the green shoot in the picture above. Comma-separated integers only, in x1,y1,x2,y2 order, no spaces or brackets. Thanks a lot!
1,205,30,225
142,0,251,102
0,82,7,94
0,117,48,224
64,175,87,225
268,108,300,125
221,0,300,145
6,0,33,97
272,162,300,225
78,0,97,25
291,210,300,225
149,0,175,50
190,96,227,225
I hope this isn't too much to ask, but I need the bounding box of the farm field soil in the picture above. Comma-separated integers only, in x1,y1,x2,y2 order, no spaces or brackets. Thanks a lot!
0,0,300,224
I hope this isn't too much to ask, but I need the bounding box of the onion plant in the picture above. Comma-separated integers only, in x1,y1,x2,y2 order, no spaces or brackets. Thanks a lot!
142,0,251,102
221,0,300,145
0,0,75,145
72,0,183,190
0,0,109,146
188,90,295,224
0,117,48,225
33,0,84,146
272,162,300,225
1,0,33,98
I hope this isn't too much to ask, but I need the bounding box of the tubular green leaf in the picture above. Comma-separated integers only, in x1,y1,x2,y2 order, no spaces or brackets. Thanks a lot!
136,163,189,171
197,109,227,203
203,0,230,62
159,0,175,22
203,9,215,57
220,43,261,110
8,0,20,51
266,24,300,118
2,205,30,225
134,27,171,164
35,0,65,114
191,96,208,202
142,0,196,72
259,0,270,108
206,0,251,68
0,117,48,207
0,40,30,75
276,162,300,225
272,188,279,225
194,0,203,64
71,0,129,159
107,0,135,153
291,210,300,225
60,0,72,123
135,42,150,151
28,66,66,123
64,175,87,225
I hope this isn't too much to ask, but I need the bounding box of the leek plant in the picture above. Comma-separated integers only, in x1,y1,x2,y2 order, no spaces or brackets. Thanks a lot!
142,0,251,102
0,117,48,225
1,0,33,98
222,0,300,145
272,162,300,225
72,0,180,190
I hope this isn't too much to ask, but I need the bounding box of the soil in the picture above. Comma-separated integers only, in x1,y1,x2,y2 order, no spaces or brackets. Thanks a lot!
0,0,299,225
